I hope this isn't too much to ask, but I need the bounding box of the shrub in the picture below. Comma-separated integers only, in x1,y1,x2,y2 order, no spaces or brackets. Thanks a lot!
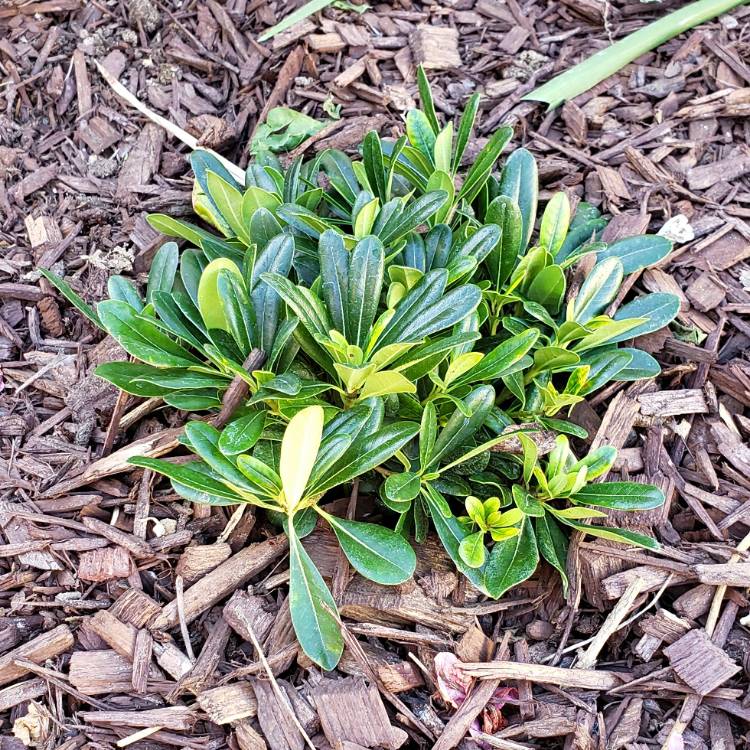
44,69,679,669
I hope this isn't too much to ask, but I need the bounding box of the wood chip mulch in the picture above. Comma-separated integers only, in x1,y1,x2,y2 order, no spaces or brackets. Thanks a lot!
1,1,750,748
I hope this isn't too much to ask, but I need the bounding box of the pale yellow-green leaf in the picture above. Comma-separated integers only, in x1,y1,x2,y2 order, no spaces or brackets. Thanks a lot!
241,186,281,226
192,182,228,235
465,495,483,523
364,308,396,357
352,160,370,192
490,527,520,542
551,506,608,520
386,281,406,309
369,342,413,371
197,258,244,332
280,405,325,512
354,197,380,239
359,370,416,400
206,171,250,244
444,352,484,386
334,362,375,393
434,122,453,173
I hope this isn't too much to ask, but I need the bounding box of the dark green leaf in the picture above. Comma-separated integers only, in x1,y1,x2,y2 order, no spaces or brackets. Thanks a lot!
323,513,416,584
427,385,495,470
571,482,664,510
129,457,241,504
218,412,266,455
288,531,344,670
311,421,419,495
485,196,523,289
452,93,480,173
484,516,539,598
40,270,101,327
452,330,538,388
570,257,623,323
498,148,538,252
147,242,179,304
598,235,672,275
378,191,448,246
535,514,569,592
416,65,440,134
555,517,660,550
614,348,661,380
458,126,513,205
378,271,481,348
97,300,201,367
108,276,143,311
610,293,680,342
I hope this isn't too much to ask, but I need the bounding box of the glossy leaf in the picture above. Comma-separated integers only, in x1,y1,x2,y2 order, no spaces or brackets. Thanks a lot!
535,514,569,592
41,270,101,327
484,516,539,598
288,530,343,670
498,148,538,251
219,412,266,455
555,517,661,550
322,512,416,584
598,234,672,274
147,242,179,304
571,481,664,510
539,193,570,255
280,405,324,511
97,300,200,368
458,126,513,205
610,292,680,342
569,257,623,323
459,530,486,568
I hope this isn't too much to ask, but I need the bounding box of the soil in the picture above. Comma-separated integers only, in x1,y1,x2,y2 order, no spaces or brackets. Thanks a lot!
1,1,750,749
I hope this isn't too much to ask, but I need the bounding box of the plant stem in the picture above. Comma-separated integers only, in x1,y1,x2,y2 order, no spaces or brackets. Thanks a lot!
525,0,748,109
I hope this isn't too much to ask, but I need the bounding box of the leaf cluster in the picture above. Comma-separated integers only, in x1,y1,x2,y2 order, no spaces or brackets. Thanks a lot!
42,68,678,670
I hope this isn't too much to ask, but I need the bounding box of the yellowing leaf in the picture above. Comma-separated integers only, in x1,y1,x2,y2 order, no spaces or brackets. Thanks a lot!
280,405,324,511
359,370,416,400
197,258,243,332
354,197,380,239
444,352,484,386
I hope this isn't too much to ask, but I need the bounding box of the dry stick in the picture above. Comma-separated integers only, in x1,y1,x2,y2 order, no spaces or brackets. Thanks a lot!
544,573,673,663
212,349,266,429
102,387,129,457
243,621,315,750
461,661,628,691
575,576,645,669
94,61,244,183
174,576,195,662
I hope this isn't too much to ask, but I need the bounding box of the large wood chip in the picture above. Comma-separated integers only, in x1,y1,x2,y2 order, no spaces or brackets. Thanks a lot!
409,25,461,70
0,624,73,687
664,629,740,695
78,546,134,582
313,677,408,749
197,682,258,724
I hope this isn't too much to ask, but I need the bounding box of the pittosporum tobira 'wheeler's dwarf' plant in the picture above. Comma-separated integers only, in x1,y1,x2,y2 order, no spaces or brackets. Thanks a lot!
43,68,678,669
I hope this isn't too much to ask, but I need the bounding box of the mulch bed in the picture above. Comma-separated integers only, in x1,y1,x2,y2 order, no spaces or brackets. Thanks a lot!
2,0,750,748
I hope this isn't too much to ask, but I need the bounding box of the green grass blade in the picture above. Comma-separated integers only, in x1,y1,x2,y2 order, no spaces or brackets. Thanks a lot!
259,0,335,42
525,0,746,109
